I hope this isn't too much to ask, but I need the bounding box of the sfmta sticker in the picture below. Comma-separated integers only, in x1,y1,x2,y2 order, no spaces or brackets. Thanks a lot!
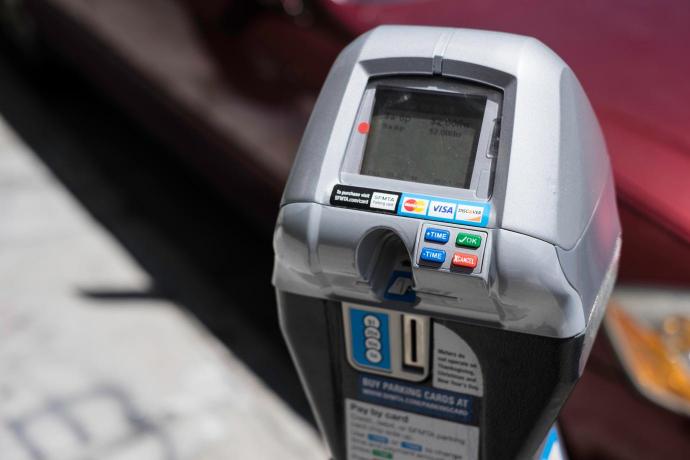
370,191,399,211
330,185,400,214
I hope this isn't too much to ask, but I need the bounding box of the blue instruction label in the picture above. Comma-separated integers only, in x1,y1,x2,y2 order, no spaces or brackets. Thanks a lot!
350,309,391,371
357,374,479,425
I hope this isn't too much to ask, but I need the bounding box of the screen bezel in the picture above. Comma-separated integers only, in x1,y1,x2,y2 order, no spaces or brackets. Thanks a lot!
360,86,487,189
340,77,503,202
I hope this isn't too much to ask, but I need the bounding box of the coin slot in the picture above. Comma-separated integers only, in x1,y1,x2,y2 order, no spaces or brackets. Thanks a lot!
403,314,428,371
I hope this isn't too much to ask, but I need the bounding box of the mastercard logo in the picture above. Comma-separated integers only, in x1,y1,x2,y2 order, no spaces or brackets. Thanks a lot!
403,198,427,214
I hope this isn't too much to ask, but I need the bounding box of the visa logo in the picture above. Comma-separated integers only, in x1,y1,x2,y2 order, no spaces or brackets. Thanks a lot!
433,205,454,213
427,200,456,220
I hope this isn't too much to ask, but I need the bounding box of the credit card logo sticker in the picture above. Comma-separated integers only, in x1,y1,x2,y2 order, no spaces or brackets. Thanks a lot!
370,192,398,212
398,193,489,227
428,201,456,220
456,204,485,223
402,198,428,215
333,187,490,228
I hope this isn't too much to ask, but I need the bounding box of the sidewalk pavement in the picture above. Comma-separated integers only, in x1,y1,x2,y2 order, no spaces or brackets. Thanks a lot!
0,116,326,460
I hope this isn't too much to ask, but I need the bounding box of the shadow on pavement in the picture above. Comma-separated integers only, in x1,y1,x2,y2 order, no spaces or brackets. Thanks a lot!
0,40,312,424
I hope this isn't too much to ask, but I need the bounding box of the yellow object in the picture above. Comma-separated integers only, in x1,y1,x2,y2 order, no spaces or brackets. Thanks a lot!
607,304,690,404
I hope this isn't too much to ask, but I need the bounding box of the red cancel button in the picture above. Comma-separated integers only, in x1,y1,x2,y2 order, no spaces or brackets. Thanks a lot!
452,253,478,269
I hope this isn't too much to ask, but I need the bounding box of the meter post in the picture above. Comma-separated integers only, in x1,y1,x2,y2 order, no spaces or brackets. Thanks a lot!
273,26,620,460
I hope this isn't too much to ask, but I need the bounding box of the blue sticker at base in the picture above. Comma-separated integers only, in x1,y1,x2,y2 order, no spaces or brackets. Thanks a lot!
539,427,563,460
357,374,479,425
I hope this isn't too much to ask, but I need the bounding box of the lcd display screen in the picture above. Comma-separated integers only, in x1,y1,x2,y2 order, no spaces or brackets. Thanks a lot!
360,87,487,189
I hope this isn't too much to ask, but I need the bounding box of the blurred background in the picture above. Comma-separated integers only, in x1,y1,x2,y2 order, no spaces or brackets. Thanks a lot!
0,0,689,459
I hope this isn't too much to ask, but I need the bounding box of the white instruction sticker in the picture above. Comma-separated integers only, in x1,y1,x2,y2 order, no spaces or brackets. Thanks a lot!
433,324,484,397
370,192,399,211
346,399,479,460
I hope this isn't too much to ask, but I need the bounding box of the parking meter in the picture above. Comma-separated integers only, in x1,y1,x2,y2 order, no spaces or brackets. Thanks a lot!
273,26,620,460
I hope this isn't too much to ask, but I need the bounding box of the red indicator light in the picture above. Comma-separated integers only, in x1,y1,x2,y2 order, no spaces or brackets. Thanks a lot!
358,122,370,134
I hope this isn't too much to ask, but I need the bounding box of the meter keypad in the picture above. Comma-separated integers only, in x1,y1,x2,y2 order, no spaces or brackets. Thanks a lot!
416,223,487,275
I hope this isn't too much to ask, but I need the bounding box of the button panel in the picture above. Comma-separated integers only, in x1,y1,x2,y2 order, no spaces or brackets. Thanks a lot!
415,223,487,275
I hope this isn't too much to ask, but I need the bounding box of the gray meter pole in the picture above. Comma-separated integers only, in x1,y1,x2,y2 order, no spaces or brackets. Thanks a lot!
273,26,620,460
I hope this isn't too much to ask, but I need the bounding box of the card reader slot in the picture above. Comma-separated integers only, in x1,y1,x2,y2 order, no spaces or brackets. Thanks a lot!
357,229,415,303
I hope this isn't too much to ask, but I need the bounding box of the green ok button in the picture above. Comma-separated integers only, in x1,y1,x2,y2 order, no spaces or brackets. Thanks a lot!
456,232,482,248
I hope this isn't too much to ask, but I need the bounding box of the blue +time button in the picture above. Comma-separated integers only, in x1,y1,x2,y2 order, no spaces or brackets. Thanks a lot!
424,227,450,244
419,247,446,265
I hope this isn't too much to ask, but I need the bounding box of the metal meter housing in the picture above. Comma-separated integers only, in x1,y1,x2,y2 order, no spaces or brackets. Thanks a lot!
273,26,620,460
